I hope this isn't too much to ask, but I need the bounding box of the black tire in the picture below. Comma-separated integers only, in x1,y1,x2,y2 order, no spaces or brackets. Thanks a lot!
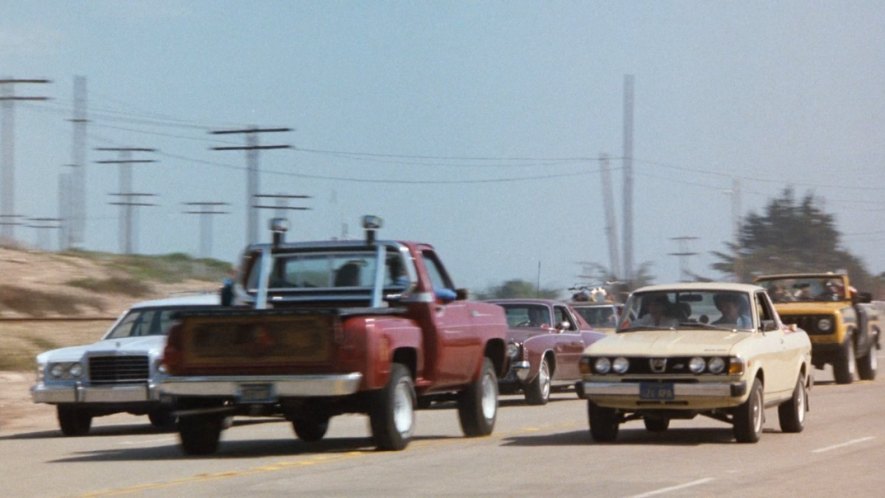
57,405,92,436
369,363,416,451
857,343,877,381
733,378,763,443
833,336,856,385
458,358,498,437
178,414,223,455
587,401,619,442
292,416,330,442
524,357,552,405
643,416,670,433
148,408,177,429
778,375,807,433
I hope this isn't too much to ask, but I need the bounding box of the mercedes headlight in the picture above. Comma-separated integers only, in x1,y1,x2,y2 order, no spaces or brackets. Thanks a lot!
69,363,83,378
506,342,521,359
612,357,630,374
49,363,65,379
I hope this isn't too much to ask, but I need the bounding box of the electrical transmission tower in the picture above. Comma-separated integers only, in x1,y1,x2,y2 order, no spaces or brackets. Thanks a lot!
183,202,229,258
95,147,157,254
210,126,291,245
0,78,51,244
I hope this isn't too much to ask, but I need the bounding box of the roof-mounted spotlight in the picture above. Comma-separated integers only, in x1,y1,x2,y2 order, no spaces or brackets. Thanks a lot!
362,215,383,245
270,217,289,247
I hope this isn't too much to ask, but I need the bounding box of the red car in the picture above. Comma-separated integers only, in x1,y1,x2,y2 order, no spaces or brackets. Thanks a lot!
486,299,606,405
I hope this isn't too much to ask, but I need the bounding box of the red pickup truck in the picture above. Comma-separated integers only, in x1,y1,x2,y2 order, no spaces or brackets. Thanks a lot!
159,216,508,454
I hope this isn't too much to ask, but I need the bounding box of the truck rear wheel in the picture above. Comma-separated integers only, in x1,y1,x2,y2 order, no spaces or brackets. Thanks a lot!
833,337,856,385
293,415,330,442
57,405,92,436
458,358,498,437
178,414,223,455
369,363,416,451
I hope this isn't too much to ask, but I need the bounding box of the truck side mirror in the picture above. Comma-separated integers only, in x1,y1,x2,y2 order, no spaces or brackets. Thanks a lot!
456,288,469,301
854,291,872,304
220,278,234,306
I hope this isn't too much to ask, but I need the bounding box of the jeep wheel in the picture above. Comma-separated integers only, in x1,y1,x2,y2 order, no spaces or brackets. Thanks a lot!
458,358,498,437
857,343,877,381
57,405,92,436
833,337,856,385
587,401,619,442
369,363,416,451
178,414,223,455
733,378,763,443
524,357,552,405
293,415,330,442
643,416,670,432
778,375,807,433
148,408,177,429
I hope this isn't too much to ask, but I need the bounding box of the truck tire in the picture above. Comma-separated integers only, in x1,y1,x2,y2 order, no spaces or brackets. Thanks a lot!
733,378,763,443
148,408,177,429
178,414,223,455
857,342,877,381
587,401,619,442
777,374,807,433
57,405,92,436
524,356,552,405
292,416,330,442
458,358,498,437
833,337,856,385
643,416,670,432
369,363,416,451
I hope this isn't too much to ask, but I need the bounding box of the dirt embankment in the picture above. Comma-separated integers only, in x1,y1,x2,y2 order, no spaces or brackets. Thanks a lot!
0,246,230,432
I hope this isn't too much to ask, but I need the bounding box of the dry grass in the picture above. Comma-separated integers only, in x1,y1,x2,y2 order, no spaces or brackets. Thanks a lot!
65,276,153,297
0,321,111,371
0,286,106,317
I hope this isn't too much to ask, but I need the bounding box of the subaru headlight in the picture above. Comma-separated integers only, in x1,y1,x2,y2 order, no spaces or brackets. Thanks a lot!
689,357,706,374
817,318,833,333
594,357,612,374
707,357,726,374
612,357,630,374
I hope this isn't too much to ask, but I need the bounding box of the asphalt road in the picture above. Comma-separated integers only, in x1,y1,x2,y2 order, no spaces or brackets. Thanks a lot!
3,358,884,498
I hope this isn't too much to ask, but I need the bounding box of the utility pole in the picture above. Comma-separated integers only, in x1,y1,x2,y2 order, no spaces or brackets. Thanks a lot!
210,126,291,245
669,236,699,282
253,193,310,218
67,76,88,248
621,74,635,285
599,153,621,280
183,202,229,258
59,171,72,249
728,177,743,281
26,217,62,251
0,78,50,244
95,147,157,254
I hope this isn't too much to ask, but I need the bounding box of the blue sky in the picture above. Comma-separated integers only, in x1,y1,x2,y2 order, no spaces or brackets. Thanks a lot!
3,1,884,294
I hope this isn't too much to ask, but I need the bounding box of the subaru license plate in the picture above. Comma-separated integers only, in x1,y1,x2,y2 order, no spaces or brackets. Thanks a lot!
238,383,274,403
639,382,675,400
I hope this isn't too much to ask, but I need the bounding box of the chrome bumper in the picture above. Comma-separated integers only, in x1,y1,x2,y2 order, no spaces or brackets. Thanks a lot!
509,361,531,382
31,382,157,404
579,380,747,398
159,373,363,399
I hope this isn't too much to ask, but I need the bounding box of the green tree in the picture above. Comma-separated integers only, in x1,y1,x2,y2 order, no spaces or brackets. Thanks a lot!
474,279,561,299
712,188,878,292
